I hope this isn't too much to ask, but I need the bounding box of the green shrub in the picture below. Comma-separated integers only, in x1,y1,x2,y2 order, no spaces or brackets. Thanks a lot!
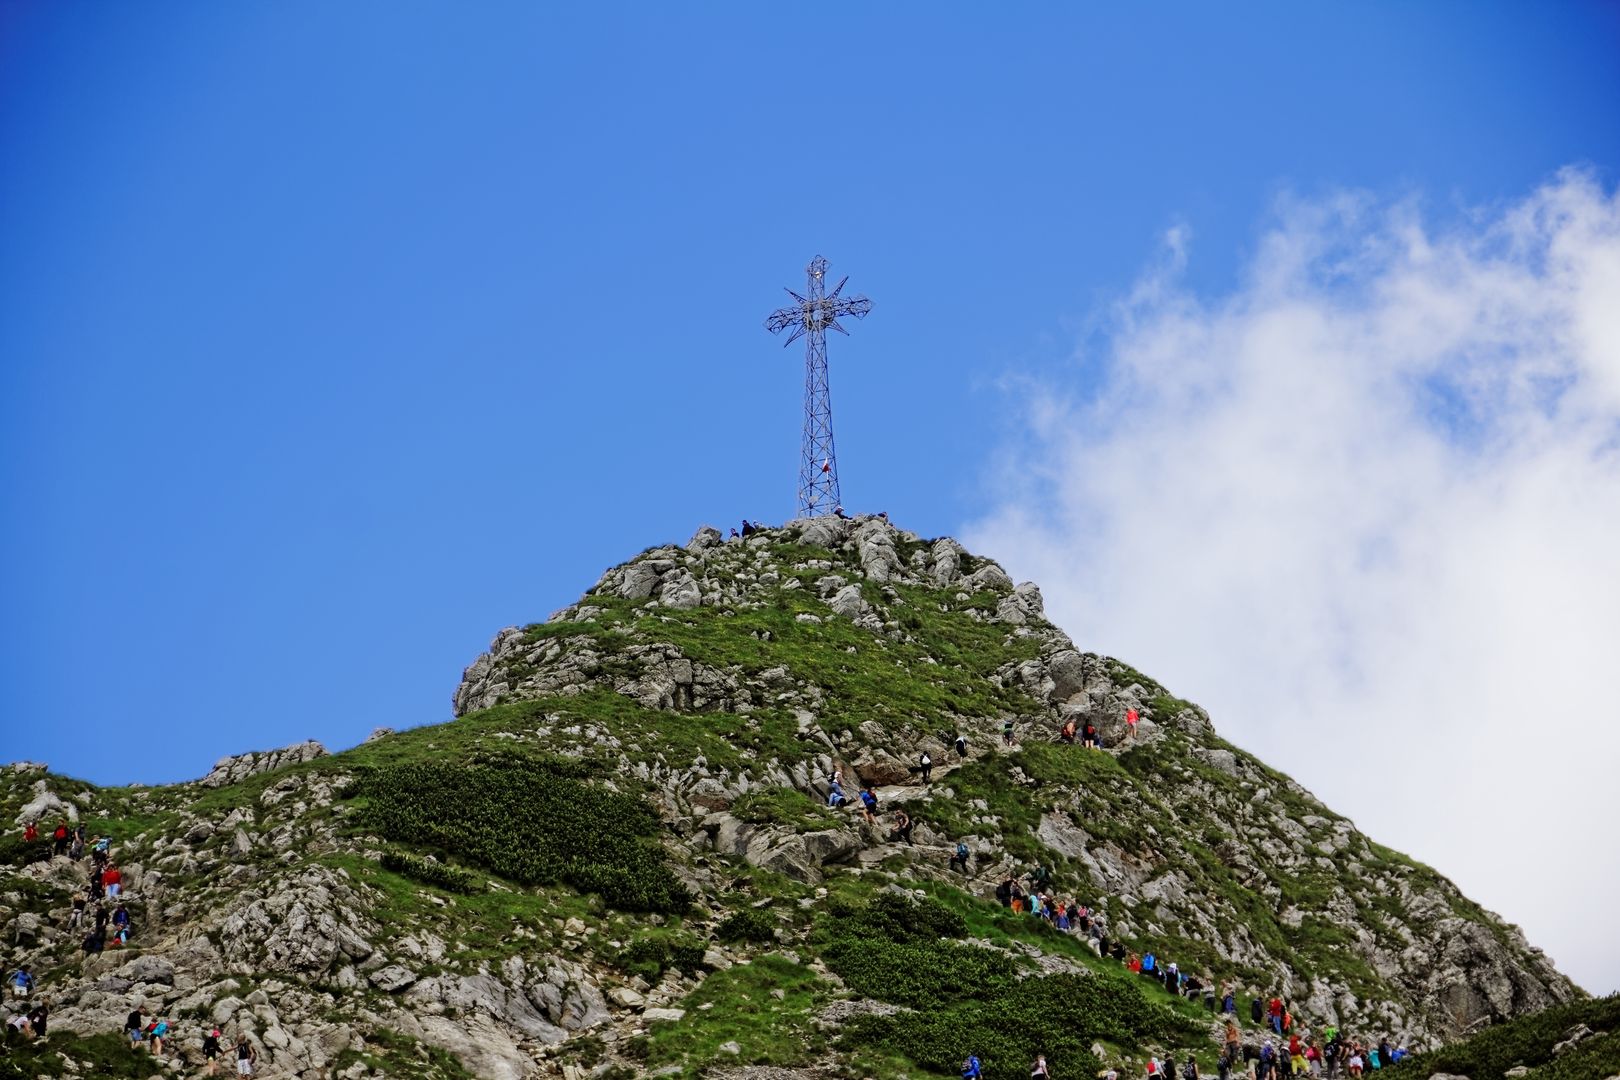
349,759,690,914
0,835,51,868
717,908,778,944
731,787,836,831
618,929,707,980
846,971,1200,1080
379,850,483,895
1385,993,1620,1080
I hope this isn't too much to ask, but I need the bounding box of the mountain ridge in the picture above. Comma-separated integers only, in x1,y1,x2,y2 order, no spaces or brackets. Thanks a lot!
0,514,1581,1080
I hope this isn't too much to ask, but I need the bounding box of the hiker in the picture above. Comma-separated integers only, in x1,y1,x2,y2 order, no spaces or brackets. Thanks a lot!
112,903,130,934
889,809,914,845
69,831,84,860
1289,1034,1304,1075
1141,951,1157,978
235,1033,258,1076
102,863,123,898
1126,706,1139,741
82,927,105,953
1224,989,1237,1014
126,1006,146,1049
826,780,846,808
146,1016,169,1054
26,1003,46,1038
1060,719,1077,744
1258,1040,1276,1080
1376,1040,1392,1070
1032,1053,1051,1078
1026,862,1051,891
1269,995,1283,1034
961,1052,983,1079
1083,722,1099,748
9,966,33,1000
995,877,1013,907
949,840,971,874
52,820,69,856
5,1012,30,1042
728,527,739,539
23,820,38,842
1251,995,1264,1024
858,786,879,824
954,733,968,758
203,1027,223,1075
1002,719,1015,747
740,519,754,537
1184,1059,1201,1080
919,751,933,783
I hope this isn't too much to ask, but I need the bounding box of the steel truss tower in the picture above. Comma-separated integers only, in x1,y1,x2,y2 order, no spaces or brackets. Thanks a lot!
765,256,872,518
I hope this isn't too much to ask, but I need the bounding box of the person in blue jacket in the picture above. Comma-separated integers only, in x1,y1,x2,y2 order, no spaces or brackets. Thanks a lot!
961,1053,983,1078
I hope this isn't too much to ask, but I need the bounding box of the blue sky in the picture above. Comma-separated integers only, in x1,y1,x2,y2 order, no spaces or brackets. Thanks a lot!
4,2,1617,791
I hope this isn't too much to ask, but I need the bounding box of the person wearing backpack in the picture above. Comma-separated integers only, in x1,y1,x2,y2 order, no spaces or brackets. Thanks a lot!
858,786,879,824
919,751,933,783
1031,1053,1051,1078
949,841,970,874
1251,996,1264,1024
1184,1059,1200,1080
235,1034,258,1076
961,1052,983,1079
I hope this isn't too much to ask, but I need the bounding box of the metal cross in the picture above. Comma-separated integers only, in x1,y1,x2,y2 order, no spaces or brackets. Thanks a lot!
765,256,873,518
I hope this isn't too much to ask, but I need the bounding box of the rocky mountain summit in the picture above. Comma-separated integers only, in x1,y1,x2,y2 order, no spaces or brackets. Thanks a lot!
0,517,1583,1080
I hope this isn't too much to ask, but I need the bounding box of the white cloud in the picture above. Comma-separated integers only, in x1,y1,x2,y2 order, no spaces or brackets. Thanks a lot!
964,170,1620,996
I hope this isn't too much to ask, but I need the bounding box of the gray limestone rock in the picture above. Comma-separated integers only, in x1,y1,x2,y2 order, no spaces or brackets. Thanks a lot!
200,741,327,788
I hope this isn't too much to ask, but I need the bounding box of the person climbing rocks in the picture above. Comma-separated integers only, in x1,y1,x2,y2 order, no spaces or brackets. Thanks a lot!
1002,719,1016,747
1184,1059,1201,1080
949,840,971,874
22,820,38,843
52,820,69,856
740,519,755,537
112,903,130,934
146,1016,169,1055
1268,995,1284,1034
1060,719,1077,744
203,1027,223,1075
1126,705,1139,741
954,733,968,759
919,751,933,783
26,1003,46,1039
961,1052,983,1079
1026,862,1051,891
889,809,914,845
5,1012,31,1042
125,1006,146,1049
102,863,123,899
995,877,1013,907
1251,994,1264,1024
235,1033,258,1076
1032,1053,1051,1078
9,966,33,999
1224,987,1237,1014
1083,722,1099,748
858,786,879,824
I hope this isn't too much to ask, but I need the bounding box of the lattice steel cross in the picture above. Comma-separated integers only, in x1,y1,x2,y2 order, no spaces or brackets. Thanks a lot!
765,255,873,518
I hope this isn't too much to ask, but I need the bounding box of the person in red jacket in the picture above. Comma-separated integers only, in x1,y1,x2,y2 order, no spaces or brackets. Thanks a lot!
1269,995,1284,1034
23,821,38,843
102,864,123,899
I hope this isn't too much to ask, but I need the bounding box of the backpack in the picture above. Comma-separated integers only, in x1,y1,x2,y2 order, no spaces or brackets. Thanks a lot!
1261,1045,1275,1063
956,842,969,860
1184,1063,1198,1080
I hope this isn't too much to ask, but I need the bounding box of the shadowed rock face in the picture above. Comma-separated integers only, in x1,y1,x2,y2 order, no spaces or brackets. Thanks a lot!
0,516,1578,1079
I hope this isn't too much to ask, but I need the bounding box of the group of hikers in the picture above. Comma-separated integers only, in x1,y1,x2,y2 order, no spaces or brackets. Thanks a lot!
817,717,1413,1080
17,818,135,954
121,1006,256,1076
4,819,263,1074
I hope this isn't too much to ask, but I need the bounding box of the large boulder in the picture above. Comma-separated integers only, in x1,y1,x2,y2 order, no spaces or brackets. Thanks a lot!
200,741,326,788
